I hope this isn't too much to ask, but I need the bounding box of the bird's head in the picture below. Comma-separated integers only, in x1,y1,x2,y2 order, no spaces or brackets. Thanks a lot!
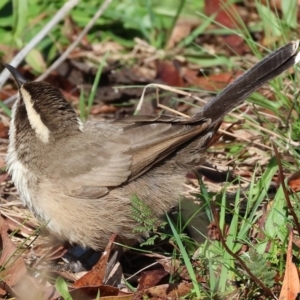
4,64,83,144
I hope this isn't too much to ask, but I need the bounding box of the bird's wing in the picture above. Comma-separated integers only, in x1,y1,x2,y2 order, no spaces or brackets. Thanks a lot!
113,115,213,180
47,117,212,199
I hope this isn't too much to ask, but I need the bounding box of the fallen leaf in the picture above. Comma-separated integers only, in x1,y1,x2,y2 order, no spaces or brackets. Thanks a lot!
279,227,300,299
137,269,168,291
73,234,122,288
0,216,27,287
288,171,300,192
204,0,245,54
155,60,185,87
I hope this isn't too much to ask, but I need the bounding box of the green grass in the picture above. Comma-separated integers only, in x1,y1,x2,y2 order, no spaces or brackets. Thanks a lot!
79,51,109,120
167,213,204,298
55,277,73,300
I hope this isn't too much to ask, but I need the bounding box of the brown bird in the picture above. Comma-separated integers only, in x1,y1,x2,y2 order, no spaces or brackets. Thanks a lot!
4,41,300,250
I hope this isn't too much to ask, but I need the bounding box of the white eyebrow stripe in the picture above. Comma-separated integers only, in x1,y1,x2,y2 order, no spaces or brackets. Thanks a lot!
20,86,50,144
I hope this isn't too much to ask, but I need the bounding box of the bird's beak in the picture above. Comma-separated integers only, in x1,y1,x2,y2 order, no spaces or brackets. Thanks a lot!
3,64,28,88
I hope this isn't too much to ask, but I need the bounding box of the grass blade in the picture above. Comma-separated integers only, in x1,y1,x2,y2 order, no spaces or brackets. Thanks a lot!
87,51,109,115
166,213,201,298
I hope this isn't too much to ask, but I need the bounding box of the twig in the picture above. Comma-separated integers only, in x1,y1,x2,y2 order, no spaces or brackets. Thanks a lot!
0,0,80,89
135,83,204,114
272,142,300,236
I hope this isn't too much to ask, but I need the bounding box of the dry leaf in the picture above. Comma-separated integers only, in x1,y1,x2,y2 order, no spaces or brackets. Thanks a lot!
73,234,121,288
137,269,168,291
288,171,300,192
155,60,185,87
0,216,27,287
279,227,300,299
204,0,245,54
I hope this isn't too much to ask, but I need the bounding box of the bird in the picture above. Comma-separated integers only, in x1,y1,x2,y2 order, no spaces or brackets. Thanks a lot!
4,41,300,250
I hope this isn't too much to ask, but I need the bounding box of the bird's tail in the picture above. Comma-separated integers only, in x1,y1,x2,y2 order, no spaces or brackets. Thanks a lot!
193,40,300,123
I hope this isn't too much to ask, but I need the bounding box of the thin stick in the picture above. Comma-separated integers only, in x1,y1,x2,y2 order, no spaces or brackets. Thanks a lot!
273,142,300,236
134,83,204,114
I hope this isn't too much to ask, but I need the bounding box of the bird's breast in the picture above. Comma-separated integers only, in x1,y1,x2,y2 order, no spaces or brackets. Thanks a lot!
6,154,36,209
6,132,38,214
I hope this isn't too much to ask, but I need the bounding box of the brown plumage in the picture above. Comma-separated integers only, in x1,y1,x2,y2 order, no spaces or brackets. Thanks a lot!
4,41,300,250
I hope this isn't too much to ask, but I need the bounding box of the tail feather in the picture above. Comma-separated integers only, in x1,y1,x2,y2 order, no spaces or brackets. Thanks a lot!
193,40,300,123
